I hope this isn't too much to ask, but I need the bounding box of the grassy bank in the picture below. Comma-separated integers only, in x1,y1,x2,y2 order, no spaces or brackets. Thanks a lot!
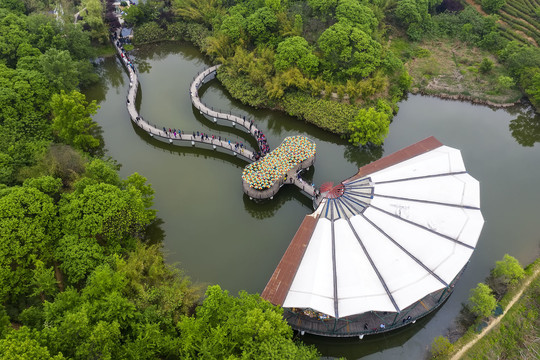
435,258,540,359
403,39,523,106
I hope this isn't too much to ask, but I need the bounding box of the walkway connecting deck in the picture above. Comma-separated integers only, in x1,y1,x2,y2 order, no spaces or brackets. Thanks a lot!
112,37,255,163
111,25,316,201
242,156,317,200
190,66,266,153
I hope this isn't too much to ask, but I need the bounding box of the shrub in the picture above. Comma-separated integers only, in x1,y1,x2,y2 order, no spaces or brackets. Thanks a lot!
469,283,497,318
479,57,494,73
430,336,453,359
492,254,525,286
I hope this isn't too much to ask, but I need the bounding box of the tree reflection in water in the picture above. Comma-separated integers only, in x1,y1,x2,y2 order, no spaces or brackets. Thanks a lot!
509,108,540,147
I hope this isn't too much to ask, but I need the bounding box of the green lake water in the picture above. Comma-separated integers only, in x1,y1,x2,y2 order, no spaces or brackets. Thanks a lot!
85,41,540,359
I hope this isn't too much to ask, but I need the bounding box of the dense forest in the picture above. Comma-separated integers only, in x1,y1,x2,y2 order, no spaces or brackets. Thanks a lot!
123,0,540,146
0,1,318,358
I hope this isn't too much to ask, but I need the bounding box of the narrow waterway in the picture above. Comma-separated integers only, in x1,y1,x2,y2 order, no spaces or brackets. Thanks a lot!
85,41,540,359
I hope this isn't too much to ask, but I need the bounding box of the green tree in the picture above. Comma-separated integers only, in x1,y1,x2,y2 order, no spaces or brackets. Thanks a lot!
177,285,319,359
117,242,201,320
0,0,26,13
39,49,79,93
348,107,390,146
0,12,29,67
0,327,64,360
430,336,453,358
50,90,101,154
492,254,525,286
81,0,107,42
469,283,497,318
274,36,319,76
522,68,540,108
23,176,62,199
318,22,381,80
122,4,145,26
220,13,246,43
395,0,425,25
335,0,378,35
30,260,59,302
307,0,338,14
59,182,154,252
0,186,58,302
55,235,106,284
0,304,9,339
123,172,155,211
246,7,278,44
0,152,13,184
479,57,493,74
481,0,506,13
497,75,515,91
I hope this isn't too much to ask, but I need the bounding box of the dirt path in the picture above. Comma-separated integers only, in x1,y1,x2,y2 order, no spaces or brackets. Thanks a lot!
450,266,540,360
462,0,486,15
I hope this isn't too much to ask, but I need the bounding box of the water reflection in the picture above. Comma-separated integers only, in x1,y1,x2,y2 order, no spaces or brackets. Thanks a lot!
242,185,314,220
92,57,126,104
509,108,540,147
144,217,166,245
343,144,384,169
130,122,248,169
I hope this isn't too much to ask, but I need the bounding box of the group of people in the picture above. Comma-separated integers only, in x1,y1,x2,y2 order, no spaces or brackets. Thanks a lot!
242,136,316,190
112,31,135,72
112,24,266,160
254,129,270,160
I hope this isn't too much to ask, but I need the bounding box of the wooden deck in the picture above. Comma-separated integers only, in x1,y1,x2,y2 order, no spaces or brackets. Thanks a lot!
242,156,317,200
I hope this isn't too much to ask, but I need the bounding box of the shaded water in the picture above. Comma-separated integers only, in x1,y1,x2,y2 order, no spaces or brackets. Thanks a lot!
85,42,540,359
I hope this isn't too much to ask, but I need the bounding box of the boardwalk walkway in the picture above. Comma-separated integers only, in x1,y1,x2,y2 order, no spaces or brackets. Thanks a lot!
190,66,267,153
112,35,255,163
110,23,316,201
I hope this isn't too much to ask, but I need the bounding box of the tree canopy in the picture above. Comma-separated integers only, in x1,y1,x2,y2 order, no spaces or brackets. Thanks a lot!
469,283,497,318
492,254,525,285
50,90,102,154
318,22,382,80
0,186,58,302
274,36,319,76
177,285,319,359
348,107,390,146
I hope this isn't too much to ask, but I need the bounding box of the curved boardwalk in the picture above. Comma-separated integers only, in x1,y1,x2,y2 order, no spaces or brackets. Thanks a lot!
111,25,316,200
112,37,255,163
190,66,267,153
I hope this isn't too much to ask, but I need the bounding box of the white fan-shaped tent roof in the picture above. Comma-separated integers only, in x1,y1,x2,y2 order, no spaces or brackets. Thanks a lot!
262,137,484,319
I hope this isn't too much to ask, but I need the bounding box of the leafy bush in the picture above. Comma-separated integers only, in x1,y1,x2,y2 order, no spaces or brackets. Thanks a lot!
281,91,358,133
133,22,166,44
217,71,270,108
479,57,494,73
430,336,454,359
482,0,507,13
347,107,389,146
492,254,525,286
468,283,497,318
